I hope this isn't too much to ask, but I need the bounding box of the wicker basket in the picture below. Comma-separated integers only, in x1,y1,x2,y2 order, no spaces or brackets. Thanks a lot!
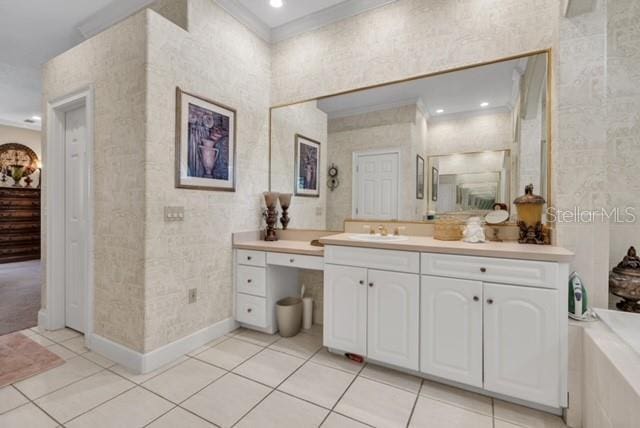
434,218,464,241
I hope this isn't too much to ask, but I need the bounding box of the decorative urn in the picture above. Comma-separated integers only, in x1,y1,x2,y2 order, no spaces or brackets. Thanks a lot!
513,184,546,245
609,246,640,313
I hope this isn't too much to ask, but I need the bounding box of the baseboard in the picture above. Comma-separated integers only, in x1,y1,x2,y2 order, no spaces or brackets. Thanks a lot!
37,310,48,330
88,317,238,374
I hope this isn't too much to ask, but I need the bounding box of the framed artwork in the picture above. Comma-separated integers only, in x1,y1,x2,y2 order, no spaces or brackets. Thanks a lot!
175,87,236,191
0,143,40,188
294,134,320,197
431,166,439,201
416,155,425,199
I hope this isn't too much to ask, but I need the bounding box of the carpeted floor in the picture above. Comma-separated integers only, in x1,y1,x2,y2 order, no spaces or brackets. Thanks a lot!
0,260,41,336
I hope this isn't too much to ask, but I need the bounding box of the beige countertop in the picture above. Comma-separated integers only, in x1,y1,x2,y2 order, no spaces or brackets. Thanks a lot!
319,233,574,262
233,239,324,256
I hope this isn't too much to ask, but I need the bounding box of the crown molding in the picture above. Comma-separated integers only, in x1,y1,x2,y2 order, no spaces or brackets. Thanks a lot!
214,0,272,42
0,118,41,131
428,106,511,122
76,0,156,39
271,0,396,43
216,0,396,43
326,97,421,119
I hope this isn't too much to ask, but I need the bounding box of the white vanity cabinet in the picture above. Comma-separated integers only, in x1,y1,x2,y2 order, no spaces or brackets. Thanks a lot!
483,282,559,407
324,246,420,371
420,276,483,388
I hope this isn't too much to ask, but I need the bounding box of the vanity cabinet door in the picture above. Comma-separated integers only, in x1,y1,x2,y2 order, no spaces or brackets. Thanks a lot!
367,269,419,370
420,276,483,388
324,264,367,356
483,283,559,407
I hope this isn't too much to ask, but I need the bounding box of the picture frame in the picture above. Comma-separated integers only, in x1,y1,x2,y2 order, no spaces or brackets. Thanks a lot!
416,155,425,200
431,166,439,201
294,134,320,198
175,87,236,191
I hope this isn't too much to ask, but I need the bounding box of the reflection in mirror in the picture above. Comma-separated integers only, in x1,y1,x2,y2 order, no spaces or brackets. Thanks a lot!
270,52,549,230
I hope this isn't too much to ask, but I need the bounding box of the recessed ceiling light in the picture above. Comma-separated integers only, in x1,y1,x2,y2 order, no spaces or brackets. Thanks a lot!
480,102,489,107
270,0,283,8
31,115,41,121
436,109,444,114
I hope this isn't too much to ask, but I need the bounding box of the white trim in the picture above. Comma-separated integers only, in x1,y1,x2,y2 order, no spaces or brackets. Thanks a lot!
0,118,41,131
215,0,397,43
327,97,422,120
37,309,48,329
87,318,238,374
76,0,155,39
43,87,94,341
351,147,401,220
427,106,510,122
271,0,397,43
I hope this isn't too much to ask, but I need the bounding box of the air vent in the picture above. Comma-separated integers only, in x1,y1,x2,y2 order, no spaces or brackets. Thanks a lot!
24,118,36,124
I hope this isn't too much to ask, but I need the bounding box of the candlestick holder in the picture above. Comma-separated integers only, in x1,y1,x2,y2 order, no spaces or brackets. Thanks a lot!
263,192,279,241
279,193,292,230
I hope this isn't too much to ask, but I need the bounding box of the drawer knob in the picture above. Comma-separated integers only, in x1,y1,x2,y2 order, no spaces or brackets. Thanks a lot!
247,279,252,283
473,296,479,302
247,256,252,261
290,258,295,263
359,280,364,285
487,298,494,305
480,267,487,273
369,282,374,287
247,308,253,313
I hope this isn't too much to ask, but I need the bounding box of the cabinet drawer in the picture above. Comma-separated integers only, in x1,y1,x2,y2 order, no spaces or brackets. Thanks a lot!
236,265,266,297
421,253,558,289
236,293,267,328
236,249,265,267
266,252,323,270
325,245,419,273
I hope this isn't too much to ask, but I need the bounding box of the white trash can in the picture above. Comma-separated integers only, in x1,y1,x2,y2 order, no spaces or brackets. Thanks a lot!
276,297,303,337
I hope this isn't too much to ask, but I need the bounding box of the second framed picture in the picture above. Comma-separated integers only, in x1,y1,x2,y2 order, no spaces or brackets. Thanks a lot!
294,134,320,197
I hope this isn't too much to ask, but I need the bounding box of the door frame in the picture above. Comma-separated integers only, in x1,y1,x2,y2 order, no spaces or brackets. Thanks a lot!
351,147,401,219
42,86,94,336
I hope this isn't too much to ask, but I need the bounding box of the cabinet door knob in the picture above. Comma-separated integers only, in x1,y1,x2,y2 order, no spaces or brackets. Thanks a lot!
359,280,364,285
247,279,252,283
480,267,487,273
247,308,253,313
247,256,252,261
369,282,374,287
487,298,494,304
290,258,295,263
473,296,479,302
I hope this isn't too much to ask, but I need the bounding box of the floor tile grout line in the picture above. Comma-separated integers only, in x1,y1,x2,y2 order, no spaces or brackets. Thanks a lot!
52,380,138,426
317,357,368,427
230,344,325,427
405,378,423,428
29,396,67,427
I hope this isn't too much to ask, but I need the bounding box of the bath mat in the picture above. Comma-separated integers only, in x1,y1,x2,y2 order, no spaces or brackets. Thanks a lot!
0,332,64,387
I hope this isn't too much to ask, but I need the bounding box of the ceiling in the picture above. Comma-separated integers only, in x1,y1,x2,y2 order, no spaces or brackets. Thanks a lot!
317,57,532,119
0,0,394,131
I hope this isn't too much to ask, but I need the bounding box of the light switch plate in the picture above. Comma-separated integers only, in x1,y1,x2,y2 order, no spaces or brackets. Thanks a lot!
164,206,185,222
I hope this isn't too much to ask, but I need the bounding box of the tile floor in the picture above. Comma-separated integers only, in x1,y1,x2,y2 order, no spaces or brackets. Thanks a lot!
0,325,568,427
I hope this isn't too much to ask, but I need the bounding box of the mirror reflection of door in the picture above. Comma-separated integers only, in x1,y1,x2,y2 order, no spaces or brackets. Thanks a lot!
353,150,399,220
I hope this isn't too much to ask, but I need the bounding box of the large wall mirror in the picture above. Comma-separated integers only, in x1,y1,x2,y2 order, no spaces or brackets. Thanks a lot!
270,51,550,230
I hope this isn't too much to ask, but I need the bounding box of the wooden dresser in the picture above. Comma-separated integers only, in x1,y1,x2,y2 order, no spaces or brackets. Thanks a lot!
0,187,41,264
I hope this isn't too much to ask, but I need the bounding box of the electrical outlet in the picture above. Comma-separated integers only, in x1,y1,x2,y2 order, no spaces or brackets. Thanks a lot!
188,288,197,304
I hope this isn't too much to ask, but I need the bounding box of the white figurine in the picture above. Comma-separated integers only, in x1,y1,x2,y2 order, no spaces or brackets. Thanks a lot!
463,217,486,243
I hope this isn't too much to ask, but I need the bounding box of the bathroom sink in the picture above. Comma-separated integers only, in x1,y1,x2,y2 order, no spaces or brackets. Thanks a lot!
348,234,409,242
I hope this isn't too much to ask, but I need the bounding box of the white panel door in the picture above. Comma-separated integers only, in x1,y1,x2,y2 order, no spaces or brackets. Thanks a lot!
484,283,559,407
367,269,419,370
355,152,398,219
421,275,483,387
64,106,87,332
324,264,367,355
